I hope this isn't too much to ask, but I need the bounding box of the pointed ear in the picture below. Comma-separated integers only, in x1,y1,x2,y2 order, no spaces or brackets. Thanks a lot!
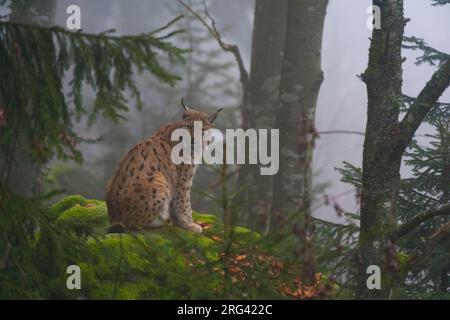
181,98,189,111
209,108,223,123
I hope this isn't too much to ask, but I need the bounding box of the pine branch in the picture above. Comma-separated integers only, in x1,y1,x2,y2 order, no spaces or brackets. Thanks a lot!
403,36,450,67
398,58,450,152
0,17,186,165
407,222,450,268
400,94,450,124
392,203,450,240
0,15,185,42
431,0,450,5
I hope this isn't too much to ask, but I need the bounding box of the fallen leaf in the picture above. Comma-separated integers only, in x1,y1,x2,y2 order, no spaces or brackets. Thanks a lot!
234,254,247,261
197,221,212,230
210,235,222,242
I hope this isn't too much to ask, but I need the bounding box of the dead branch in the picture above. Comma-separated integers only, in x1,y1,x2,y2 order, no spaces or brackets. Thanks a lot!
176,0,249,86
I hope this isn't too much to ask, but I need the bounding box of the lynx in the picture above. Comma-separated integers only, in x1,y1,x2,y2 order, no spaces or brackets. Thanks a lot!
106,100,222,233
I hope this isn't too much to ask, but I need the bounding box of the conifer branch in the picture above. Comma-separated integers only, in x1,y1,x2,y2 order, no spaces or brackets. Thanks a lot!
407,222,450,267
398,58,450,151
392,203,450,240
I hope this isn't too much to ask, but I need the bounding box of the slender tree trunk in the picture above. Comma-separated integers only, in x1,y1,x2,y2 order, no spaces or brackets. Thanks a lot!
269,0,328,283
237,0,288,233
270,0,328,231
357,0,406,299
0,0,57,196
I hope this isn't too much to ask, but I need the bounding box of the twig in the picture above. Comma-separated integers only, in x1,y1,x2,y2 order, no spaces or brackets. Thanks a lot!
311,188,357,213
316,130,430,138
317,130,365,137
176,0,248,85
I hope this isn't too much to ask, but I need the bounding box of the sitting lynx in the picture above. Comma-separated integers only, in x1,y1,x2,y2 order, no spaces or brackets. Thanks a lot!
106,100,222,233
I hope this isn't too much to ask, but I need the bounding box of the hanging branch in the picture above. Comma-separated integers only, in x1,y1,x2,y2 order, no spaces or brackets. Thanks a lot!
0,17,186,168
403,36,450,67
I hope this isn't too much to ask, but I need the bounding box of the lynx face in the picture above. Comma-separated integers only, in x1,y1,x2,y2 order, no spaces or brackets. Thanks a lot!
178,100,222,157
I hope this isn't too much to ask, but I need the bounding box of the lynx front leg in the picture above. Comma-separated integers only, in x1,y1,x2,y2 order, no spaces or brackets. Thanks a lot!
171,189,202,233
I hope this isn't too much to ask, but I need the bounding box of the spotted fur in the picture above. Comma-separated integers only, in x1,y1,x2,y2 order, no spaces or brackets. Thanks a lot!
106,103,221,233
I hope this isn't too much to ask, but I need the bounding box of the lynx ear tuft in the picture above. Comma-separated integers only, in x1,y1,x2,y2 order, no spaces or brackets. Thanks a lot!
209,108,223,123
181,98,189,111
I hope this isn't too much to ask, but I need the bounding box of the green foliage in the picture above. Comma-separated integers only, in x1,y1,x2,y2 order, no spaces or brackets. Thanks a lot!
4,193,317,299
431,0,450,6
0,16,186,168
400,94,450,123
334,107,450,297
403,36,450,67
399,115,450,294
52,196,108,236
0,190,94,299
335,161,362,188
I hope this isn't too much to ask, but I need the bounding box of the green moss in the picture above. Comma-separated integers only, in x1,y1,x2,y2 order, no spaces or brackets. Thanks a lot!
56,198,109,235
47,195,266,299
51,194,89,214
233,226,261,242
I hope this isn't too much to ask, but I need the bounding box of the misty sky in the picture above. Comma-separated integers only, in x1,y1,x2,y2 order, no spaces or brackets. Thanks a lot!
49,0,450,223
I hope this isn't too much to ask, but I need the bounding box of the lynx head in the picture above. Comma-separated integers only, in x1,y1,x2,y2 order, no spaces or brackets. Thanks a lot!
180,98,223,131
179,98,223,150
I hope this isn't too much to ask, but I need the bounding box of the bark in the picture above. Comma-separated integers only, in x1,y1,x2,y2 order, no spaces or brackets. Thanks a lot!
358,0,450,299
237,0,288,232
0,0,57,196
270,0,328,231
270,0,328,283
357,0,406,299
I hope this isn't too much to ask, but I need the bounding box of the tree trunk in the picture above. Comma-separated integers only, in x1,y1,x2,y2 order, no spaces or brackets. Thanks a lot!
270,0,328,231
237,0,288,233
269,0,328,283
0,0,57,196
357,0,405,299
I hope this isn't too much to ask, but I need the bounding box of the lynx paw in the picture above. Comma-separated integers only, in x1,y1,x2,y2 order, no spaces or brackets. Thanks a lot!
185,222,203,233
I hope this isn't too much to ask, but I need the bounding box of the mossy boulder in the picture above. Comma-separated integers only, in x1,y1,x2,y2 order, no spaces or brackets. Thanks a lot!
52,195,263,299
51,195,109,235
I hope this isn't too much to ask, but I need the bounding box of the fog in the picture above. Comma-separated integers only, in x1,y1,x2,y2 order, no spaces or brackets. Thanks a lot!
50,0,450,223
